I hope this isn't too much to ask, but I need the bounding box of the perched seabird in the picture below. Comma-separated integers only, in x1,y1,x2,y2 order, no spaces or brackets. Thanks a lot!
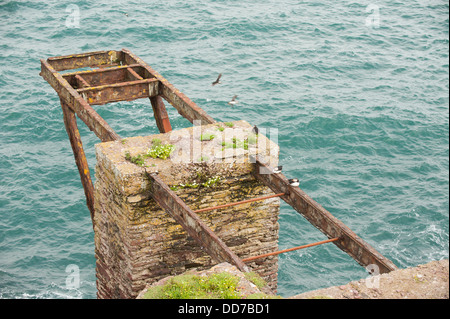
228,95,238,106
273,166,283,174
251,125,259,135
212,73,222,86
288,178,299,187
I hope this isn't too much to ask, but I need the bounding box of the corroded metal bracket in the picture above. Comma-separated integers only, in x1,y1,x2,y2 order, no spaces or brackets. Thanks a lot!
251,156,398,274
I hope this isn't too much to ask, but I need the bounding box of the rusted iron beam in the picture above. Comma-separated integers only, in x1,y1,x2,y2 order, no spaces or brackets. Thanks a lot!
47,50,123,71
66,65,146,88
242,237,340,263
40,59,120,142
251,156,398,274
150,96,172,133
62,64,140,78
122,48,216,125
60,99,95,227
75,75,90,88
76,78,159,105
147,172,249,273
127,67,143,80
193,193,285,214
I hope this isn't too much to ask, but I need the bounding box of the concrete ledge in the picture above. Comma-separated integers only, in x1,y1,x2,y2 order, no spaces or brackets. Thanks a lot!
289,259,449,299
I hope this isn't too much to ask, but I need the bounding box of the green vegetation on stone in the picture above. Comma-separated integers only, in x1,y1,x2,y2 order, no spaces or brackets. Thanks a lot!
200,133,216,141
141,272,280,299
124,142,175,166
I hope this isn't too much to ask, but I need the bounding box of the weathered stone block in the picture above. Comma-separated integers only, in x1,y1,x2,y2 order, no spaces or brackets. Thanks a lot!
94,120,280,298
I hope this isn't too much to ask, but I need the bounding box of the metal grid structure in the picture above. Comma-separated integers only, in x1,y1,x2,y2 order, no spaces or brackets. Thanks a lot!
40,49,397,278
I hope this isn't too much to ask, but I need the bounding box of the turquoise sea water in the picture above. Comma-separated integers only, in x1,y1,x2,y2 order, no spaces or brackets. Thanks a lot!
0,0,448,299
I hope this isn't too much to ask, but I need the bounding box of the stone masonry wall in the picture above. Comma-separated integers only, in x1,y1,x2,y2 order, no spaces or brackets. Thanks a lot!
93,120,280,299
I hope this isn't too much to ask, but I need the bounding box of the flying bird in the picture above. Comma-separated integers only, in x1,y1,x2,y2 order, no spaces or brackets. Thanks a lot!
228,95,238,106
288,178,299,187
212,73,222,86
273,166,283,174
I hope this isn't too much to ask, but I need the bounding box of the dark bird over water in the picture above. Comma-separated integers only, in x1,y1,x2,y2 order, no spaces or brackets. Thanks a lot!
212,73,222,86
251,125,259,135
273,166,282,174
288,178,299,187
228,95,238,106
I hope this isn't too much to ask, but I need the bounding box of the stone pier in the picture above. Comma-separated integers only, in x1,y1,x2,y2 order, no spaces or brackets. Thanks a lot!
93,120,280,299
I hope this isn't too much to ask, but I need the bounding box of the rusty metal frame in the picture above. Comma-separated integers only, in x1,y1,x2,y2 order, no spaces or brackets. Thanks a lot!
251,156,398,274
40,49,397,281
40,49,217,226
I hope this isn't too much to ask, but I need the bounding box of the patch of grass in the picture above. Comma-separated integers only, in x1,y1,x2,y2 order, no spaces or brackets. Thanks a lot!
125,143,175,166
173,176,221,190
308,295,333,299
146,143,175,160
244,272,266,289
247,293,283,299
178,181,199,189
201,176,221,187
216,126,225,132
247,133,258,145
224,122,234,128
200,133,216,141
125,152,146,167
221,137,251,150
142,273,241,299
152,138,162,146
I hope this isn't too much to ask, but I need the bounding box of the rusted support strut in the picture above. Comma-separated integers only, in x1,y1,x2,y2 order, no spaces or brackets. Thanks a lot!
251,156,398,274
193,193,285,214
147,172,249,273
60,99,95,226
242,237,340,263
150,96,172,133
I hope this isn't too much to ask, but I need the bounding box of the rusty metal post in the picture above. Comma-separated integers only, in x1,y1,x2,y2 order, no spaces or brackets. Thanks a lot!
149,96,172,133
60,98,95,226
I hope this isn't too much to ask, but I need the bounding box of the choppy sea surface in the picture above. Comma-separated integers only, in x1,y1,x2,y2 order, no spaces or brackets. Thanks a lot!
0,0,448,299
